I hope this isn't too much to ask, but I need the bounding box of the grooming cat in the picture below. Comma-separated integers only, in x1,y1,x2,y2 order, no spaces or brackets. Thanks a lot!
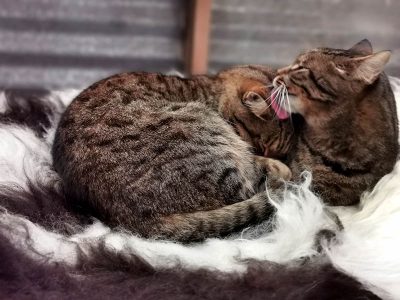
251,40,398,205
52,66,294,242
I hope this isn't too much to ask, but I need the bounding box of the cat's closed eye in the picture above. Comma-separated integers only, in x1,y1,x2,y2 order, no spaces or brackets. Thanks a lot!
315,77,336,97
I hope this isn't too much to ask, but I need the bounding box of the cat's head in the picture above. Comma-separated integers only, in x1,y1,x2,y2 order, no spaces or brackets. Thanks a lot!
217,65,294,158
272,39,391,123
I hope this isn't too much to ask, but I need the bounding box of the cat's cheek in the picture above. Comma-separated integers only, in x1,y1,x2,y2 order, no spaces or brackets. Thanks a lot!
288,95,304,114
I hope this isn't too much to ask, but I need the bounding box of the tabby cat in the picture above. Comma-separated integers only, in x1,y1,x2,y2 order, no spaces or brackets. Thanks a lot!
264,40,398,205
52,66,294,242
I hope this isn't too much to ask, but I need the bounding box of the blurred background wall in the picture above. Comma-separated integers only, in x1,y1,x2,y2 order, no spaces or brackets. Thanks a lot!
0,0,398,90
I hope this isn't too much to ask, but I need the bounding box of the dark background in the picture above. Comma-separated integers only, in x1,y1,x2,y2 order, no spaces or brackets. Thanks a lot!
1,0,398,90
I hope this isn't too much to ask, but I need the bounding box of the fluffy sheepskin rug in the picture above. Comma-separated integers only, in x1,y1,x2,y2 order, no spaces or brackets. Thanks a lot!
0,77,399,300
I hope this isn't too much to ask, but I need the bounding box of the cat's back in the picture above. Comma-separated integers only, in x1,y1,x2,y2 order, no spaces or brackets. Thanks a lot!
54,71,221,177
63,72,179,119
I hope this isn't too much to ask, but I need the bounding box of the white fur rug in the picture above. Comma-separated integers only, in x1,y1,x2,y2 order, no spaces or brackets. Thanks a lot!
0,77,399,299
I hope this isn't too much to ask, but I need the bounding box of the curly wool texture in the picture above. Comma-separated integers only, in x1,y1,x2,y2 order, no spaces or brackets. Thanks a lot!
0,80,399,299
0,229,380,300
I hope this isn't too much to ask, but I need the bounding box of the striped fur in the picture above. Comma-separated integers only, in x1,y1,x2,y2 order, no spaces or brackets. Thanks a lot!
52,66,294,242
274,40,399,205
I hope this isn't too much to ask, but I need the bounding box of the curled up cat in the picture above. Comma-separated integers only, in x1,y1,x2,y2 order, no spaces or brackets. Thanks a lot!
52,66,295,242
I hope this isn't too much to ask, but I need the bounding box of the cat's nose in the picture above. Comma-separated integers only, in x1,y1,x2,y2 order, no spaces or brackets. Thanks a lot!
273,76,286,88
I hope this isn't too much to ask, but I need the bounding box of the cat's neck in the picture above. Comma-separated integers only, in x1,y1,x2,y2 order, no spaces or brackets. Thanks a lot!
301,79,391,167
185,75,222,109
303,109,355,141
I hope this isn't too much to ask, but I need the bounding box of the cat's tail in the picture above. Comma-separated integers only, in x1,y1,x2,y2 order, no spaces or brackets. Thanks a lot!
154,193,274,242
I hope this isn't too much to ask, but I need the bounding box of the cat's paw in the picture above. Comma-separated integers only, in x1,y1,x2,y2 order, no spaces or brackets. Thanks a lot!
255,156,292,180
267,159,292,181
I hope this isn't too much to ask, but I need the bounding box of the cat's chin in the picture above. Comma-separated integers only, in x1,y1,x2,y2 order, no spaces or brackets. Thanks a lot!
287,94,302,114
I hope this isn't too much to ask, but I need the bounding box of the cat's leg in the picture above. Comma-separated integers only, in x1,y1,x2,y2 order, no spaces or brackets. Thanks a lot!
254,156,292,181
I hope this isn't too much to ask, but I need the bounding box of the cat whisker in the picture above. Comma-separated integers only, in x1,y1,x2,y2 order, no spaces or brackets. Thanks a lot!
271,86,284,119
279,85,286,107
282,85,293,124
270,84,293,122
263,86,282,110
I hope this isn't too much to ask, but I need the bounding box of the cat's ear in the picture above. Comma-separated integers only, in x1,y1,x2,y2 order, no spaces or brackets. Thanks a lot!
349,39,373,55
242,91,268,119
352,50,391,84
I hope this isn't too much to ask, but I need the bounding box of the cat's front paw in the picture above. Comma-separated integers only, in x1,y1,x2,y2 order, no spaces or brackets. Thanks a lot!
267,159,292,181
255,156,292,181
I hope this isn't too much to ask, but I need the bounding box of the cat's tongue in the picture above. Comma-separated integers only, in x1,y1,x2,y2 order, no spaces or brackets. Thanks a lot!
270,94,290,120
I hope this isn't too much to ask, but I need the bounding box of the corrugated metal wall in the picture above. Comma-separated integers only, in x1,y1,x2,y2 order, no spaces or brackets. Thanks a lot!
210,0,400,75
0,0,399,90
0,0,187,89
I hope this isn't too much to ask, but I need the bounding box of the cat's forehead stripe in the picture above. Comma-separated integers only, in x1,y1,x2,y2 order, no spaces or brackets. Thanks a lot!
299,48,356,62
318,48,356,57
